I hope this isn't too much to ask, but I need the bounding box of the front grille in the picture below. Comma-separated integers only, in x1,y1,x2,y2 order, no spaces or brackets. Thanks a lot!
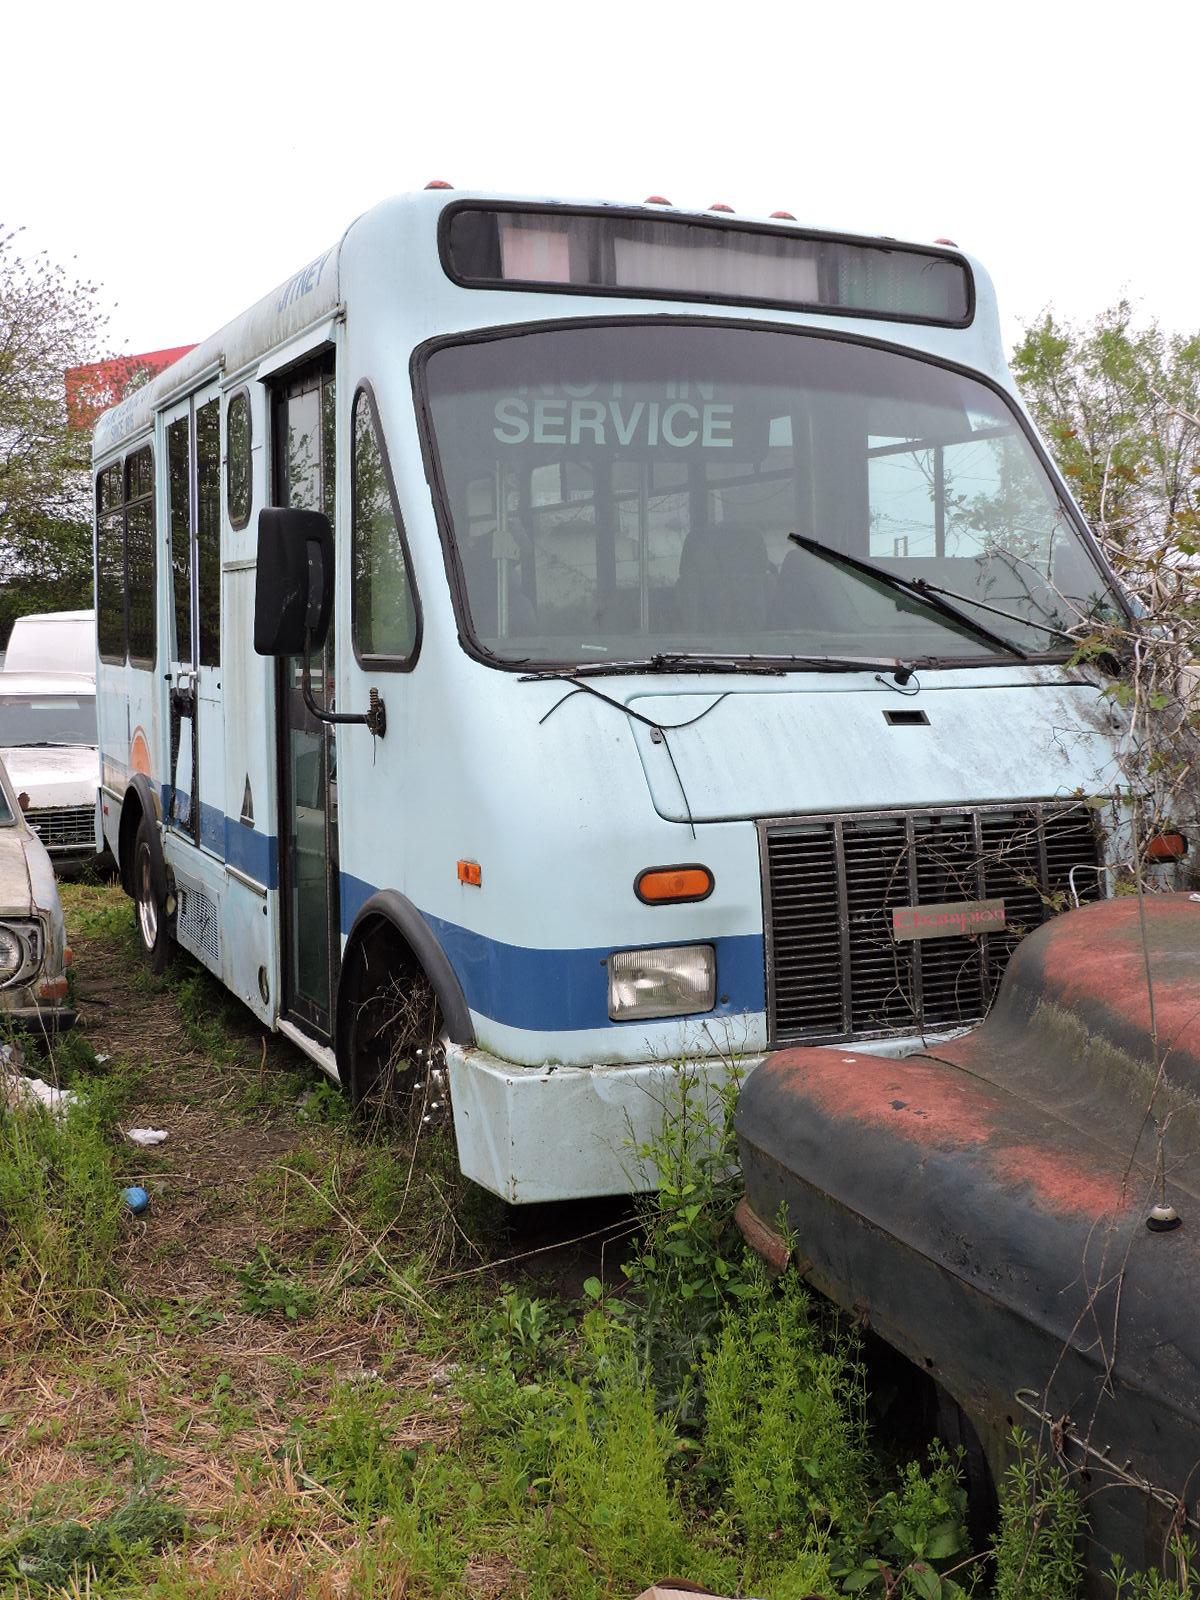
763,802,1104,1044
28,805,95,851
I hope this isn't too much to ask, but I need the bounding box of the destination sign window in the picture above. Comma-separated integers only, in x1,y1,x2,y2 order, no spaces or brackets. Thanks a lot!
443,206,973,326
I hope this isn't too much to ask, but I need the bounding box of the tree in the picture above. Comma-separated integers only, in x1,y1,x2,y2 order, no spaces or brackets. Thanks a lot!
1012,303,1200,862
0,225,109,639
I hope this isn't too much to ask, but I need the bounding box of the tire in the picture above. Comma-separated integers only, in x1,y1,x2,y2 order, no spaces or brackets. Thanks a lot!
133,814,172,975
342,929,446,1134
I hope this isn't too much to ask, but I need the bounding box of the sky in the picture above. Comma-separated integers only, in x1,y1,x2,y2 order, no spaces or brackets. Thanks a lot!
4,0,1196,361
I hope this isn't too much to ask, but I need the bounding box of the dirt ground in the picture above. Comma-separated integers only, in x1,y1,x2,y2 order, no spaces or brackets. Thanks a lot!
0,880,507,1593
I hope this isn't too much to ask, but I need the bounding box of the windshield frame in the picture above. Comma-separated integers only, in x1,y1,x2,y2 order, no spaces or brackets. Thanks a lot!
411,315,1133,676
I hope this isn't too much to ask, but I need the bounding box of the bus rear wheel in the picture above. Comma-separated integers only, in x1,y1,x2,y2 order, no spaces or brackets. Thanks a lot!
133,815,172,975
342,931,447,1136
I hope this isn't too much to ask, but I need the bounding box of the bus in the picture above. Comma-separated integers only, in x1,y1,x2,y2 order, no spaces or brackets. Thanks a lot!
93,189,1129,1203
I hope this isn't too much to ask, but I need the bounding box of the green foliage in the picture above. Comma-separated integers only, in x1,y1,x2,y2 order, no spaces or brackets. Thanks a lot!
1111,1539,1200,1598
531,1317,694,1588
832,1444,973,1598
0,1457,185,1592
294,1381,418,1520
1012,304,1200,563
483,1285,570,1377
234,1244,317,1321
1013,301,1200,864
0,1088,124,1328
991,1430,1084,1600
0,225,109,636
702,1269,868,1566
619,1062,759,1415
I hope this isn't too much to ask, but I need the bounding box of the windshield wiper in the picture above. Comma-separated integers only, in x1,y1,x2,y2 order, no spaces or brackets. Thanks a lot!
518,650,921,682
788,533,1029,661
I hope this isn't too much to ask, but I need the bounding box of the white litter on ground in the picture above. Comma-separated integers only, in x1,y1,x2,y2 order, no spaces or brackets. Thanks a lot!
2,1073,79,1115
126,1127,169,1147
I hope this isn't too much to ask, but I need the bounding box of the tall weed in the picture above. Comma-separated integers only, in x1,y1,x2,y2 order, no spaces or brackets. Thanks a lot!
991,1431,1085,1600
621,1061,758,1416
702,1269,869,1566
0,1088,125,1328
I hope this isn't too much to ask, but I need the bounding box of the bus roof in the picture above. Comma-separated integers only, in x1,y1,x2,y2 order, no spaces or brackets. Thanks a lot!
92,189,993,459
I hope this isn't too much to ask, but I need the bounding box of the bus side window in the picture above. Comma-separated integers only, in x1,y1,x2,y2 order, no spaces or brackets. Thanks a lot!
96,463,125,664
226,389,252,530
351,387,419,666
168,418,191,662
196,399,221,666
125,446,157,666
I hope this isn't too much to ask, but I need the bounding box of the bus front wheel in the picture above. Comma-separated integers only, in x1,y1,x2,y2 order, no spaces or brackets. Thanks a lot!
341,930,447,1136
133,815,172,975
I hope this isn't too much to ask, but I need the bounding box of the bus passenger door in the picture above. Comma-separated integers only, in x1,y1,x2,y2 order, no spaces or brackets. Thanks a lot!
163,387,223,854
271,355,340,1041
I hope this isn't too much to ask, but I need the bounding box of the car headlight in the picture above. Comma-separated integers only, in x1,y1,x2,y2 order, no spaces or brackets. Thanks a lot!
608,944,716,1021
0,921,43,989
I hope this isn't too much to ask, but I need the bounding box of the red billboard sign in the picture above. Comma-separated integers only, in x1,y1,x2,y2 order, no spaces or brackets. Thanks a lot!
65,345,196,430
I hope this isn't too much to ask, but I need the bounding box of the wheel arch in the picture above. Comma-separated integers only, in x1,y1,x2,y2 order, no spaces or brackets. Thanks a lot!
335,890,476,1074
118,775,166,901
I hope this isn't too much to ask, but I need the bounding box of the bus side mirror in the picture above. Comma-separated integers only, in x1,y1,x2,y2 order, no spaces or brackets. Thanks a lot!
253,507,334,656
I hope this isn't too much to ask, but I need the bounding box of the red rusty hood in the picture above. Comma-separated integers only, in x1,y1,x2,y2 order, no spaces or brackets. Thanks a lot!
736,894,1200,1392
735,894,1200,1578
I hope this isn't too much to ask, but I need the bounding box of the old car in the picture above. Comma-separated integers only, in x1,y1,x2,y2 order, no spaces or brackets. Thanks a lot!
736,891,1200,1590
0,752,74,1030
0,670,101,873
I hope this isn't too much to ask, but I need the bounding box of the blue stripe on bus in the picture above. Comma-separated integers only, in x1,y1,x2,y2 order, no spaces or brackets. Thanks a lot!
340,870,766,1033
160,784,280,889
123,791,767,1034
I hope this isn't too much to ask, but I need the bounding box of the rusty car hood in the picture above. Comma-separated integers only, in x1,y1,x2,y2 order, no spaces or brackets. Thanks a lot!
735,894,1200,1568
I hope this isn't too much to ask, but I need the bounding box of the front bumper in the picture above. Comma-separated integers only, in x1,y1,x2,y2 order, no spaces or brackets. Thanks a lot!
445,1040,764,1204
5,1003,78,1035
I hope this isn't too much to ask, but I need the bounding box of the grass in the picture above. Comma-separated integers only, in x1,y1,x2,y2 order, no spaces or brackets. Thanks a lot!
0,879,1104,1598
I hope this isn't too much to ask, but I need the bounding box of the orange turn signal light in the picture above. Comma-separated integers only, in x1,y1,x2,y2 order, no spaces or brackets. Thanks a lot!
457,859,482,886
1147,832,1188,860
635,865,714,904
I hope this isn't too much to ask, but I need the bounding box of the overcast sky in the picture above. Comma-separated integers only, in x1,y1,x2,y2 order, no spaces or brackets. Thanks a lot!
5,0,1194,360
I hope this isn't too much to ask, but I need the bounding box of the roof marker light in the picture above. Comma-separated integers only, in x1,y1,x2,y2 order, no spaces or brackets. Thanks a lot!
708,202,734,212
425,179,454,190
770,210,797,220
644,195,672,205
934,236,958,246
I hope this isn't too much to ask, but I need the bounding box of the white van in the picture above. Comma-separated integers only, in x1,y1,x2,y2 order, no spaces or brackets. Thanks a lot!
4,611,96,680
0,670,101,871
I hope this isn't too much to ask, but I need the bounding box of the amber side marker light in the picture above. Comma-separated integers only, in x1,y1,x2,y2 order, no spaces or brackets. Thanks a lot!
457,859,482,886
1147,832,1188,860
635,865,714,904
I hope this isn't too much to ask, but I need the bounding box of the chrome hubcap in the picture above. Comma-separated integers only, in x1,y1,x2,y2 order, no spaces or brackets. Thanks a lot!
137,849,158,949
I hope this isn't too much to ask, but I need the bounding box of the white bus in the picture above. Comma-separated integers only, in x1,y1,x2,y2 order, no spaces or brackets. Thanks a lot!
93,189,1128,1202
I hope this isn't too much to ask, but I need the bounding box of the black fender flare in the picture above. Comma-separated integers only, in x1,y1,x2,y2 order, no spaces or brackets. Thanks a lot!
336,890,475,1063
120,774,170,907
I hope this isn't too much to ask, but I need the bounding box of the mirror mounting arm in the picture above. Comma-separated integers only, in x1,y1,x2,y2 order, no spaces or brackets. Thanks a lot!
301,632,387,739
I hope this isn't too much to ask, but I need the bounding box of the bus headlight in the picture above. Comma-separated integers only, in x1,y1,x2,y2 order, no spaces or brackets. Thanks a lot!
0,921,43,989
608,944,716,1021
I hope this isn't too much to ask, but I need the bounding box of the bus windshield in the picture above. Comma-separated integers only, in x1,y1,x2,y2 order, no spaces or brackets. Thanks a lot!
424,323,1123,668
